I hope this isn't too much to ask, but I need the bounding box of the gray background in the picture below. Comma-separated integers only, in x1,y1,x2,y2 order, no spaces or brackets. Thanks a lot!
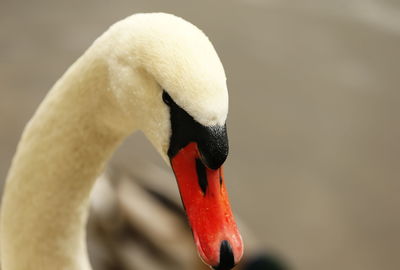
1,0,400,269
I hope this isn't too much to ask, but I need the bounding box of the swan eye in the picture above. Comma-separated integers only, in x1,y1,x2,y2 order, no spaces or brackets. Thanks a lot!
162,90,173,106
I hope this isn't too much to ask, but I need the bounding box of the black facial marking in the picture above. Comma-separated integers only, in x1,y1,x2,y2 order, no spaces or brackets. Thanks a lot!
220,171,223,186
213,240,235,270
163,90,228,170
195,158,208,195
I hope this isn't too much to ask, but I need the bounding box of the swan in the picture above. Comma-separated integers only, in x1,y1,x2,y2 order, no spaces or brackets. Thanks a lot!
0,13,243,270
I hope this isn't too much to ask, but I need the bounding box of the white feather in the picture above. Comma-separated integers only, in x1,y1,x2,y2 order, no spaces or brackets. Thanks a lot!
0,13,228,270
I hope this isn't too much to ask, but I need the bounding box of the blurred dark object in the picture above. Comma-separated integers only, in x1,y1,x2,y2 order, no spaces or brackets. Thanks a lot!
242,254,288,270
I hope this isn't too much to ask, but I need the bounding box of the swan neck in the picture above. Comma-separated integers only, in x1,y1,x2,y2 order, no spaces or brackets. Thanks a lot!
1,50,131,270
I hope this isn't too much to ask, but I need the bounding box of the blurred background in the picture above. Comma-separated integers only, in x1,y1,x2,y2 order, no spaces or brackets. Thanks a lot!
1,0,400,269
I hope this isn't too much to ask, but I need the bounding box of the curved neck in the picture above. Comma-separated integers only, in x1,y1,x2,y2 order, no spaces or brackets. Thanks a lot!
1,49,133,270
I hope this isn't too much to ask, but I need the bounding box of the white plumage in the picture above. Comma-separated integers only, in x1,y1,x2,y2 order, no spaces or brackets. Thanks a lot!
1,13,228,270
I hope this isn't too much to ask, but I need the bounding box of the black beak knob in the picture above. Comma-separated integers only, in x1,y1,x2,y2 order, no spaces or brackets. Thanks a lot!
164,90,229,169
198,125,228,170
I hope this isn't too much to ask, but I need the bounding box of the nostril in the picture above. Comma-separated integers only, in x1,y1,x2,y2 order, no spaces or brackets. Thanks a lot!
195,158,208,195
213,240,235,270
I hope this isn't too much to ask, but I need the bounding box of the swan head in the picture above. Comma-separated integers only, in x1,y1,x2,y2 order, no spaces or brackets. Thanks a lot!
104,13,243,269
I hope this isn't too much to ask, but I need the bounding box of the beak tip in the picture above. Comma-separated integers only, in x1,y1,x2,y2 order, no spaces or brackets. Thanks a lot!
211,240,236,270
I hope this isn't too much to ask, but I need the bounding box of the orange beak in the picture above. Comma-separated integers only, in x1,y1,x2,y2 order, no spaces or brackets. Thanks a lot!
170,142,243,269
